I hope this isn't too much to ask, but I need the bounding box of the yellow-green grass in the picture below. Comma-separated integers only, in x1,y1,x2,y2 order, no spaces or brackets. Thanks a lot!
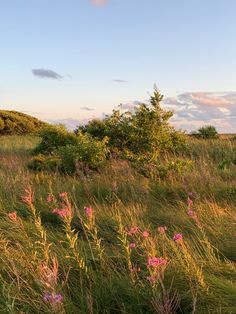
0,135,235,313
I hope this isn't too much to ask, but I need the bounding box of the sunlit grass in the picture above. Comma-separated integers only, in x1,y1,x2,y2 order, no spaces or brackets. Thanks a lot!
0,135,235,313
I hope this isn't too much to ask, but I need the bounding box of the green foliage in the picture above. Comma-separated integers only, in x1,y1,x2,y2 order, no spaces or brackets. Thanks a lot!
0,135,236,313
27,154,61,172
0,110,45,135
32,125,78,155
31,126,109,174
78,87,186,161
57,134,109,174
193,125,219,139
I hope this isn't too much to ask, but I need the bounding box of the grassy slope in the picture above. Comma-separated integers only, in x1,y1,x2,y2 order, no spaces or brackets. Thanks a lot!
0,135,235,313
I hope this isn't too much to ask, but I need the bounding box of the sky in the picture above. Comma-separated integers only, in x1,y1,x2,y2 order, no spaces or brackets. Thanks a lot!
0,0,236,132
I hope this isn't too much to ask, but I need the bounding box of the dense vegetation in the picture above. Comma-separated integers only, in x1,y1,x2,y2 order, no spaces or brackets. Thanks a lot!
0,133,235,313
29,125,109,174
29,88,186,175
0,91,235,313
0,110,46,135
78,87,186,160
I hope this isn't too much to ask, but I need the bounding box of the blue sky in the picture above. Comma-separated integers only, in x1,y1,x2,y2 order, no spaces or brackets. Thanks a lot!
1,0,236,132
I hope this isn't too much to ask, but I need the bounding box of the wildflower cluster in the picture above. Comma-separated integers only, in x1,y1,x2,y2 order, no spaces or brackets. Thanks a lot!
52,192,72,219
186,193,200,224
173,233,183,244
7,211,23,228
40,257,64,310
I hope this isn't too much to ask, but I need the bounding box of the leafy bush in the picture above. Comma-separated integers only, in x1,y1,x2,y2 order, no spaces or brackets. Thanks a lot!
32,125,78,155
0,110,46,135
28,154,60,172
77,87,186,161
192,125,219,139
30,126,109,174
57,134,109,174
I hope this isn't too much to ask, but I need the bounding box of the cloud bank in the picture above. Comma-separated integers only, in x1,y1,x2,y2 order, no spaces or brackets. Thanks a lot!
162,92,236,133
32,69,63,80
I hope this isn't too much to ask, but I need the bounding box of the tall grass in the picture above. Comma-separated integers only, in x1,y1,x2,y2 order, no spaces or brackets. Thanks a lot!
0,135,235,313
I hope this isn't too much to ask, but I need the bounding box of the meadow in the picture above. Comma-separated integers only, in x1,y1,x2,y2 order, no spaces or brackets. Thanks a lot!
0,135,235,313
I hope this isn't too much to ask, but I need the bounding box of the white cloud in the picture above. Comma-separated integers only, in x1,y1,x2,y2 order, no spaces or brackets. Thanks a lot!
163,92,236,133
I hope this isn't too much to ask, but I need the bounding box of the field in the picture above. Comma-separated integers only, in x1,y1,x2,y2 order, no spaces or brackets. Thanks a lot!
0,135,235,313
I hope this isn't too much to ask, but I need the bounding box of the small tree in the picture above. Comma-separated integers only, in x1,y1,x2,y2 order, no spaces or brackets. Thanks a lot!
78,86,186,160
195,125,218,139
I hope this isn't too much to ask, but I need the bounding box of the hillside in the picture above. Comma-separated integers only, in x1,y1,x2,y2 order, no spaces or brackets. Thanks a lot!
0,110,46,135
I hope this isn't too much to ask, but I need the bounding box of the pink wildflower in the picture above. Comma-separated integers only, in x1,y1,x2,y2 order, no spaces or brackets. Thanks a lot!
158,226,167,234
85,207,93,219
59,192,67,199
8,211,17,222
142,230,149,238
127,226,139,235
52,208,71,218
21,188,34,205
47,194,54,203
187,209,195,217
129,242,136,249
147,257,168,268
187,197,193,207
52,208,59,214
173,233,183,243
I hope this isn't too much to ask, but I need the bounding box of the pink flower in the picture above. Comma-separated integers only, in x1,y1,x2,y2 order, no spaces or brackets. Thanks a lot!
47,194,54,203
8,211,17,222
85,207,93,219
142,230,149,238
147,257,168,268
129,242,136,249
127,226,139,235
158,226,167,234
173,233,183,242
52,208,59,214
59,209,70,218
21,188,34,205
59,192,67,199
187,197,193,207
187,209,195,217
52,208,71,218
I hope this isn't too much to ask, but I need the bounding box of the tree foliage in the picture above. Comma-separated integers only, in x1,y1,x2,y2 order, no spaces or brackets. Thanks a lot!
30,125,109,174
78,87,186,161
192,125,219,139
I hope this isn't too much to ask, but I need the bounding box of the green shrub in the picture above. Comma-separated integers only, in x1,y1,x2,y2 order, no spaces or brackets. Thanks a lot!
27,154,60,172
57,134,109,174
193,125,219,139
78,87,186,160
30,127,109,174
32,125,78,155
